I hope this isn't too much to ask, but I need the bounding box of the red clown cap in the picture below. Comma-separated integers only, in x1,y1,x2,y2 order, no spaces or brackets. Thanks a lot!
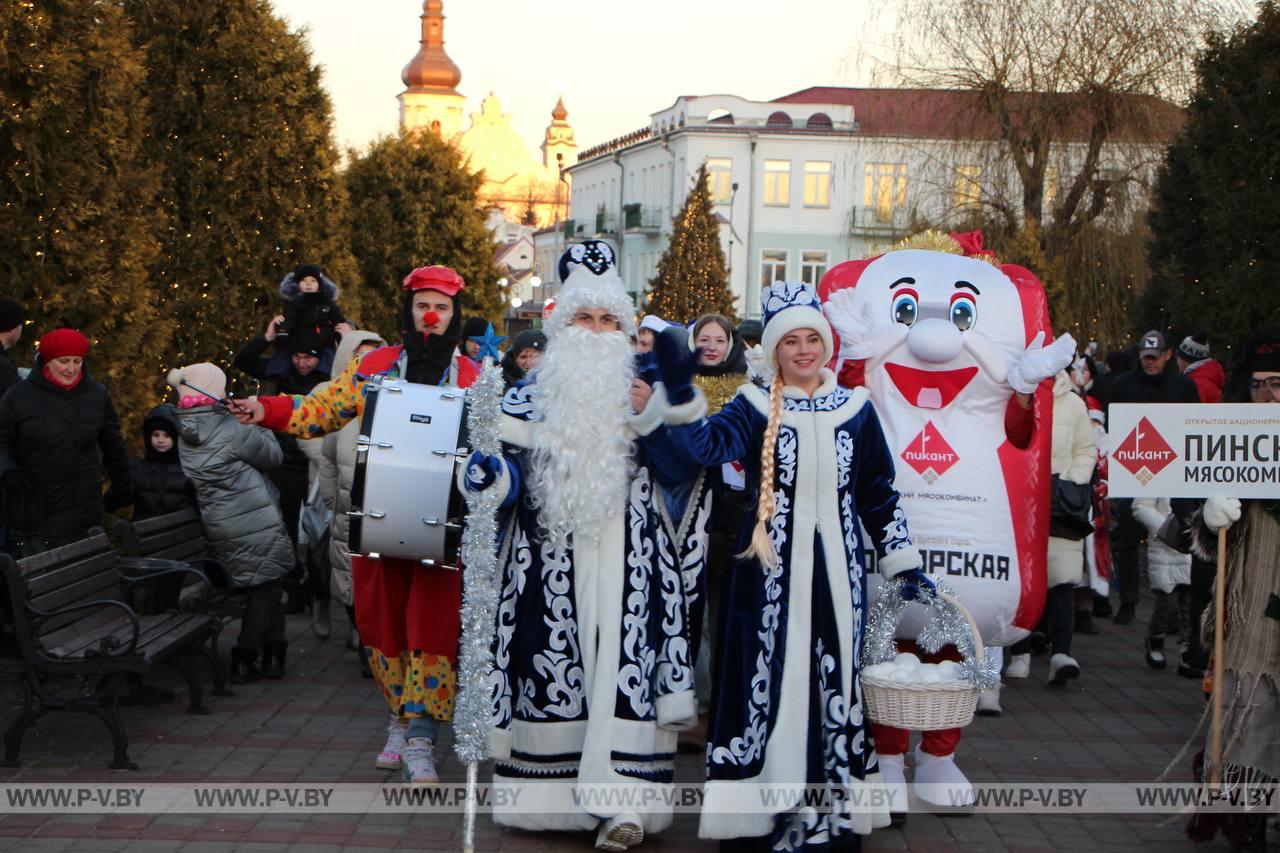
402,265,465,296
38,328,90,361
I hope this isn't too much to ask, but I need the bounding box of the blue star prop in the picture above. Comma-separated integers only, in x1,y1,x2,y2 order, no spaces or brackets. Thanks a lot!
470,323,506,362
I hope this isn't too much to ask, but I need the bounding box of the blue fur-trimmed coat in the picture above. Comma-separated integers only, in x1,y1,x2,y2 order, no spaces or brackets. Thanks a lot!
664,369,922,849
481,380,713,834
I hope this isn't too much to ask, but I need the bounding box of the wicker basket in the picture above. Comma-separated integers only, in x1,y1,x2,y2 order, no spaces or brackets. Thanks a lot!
861,591,983,730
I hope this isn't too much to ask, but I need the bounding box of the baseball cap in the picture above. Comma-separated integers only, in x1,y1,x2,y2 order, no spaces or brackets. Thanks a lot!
1138,330,1167,359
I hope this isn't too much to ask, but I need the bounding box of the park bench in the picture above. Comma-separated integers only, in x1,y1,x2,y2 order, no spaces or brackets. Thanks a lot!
0,530,221,769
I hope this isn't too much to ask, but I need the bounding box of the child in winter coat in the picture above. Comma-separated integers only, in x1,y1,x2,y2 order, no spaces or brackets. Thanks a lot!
168,363,296,684
1132,497,1192,669
128,404,198,521
275,263,346,341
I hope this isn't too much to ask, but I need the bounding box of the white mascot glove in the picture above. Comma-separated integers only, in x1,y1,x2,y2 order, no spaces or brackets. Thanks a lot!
1005,331,1077,395
823,289,875,361
1203,494,1242,532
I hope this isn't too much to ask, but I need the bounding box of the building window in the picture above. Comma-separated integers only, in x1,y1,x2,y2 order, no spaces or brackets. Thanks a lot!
954,165,981,210
760,249,788,290
800,250,829,285
806,112,833,129
764,160,791,206
705,158,733,203
863,162,907,223
804,161,832,207
766,111,793,129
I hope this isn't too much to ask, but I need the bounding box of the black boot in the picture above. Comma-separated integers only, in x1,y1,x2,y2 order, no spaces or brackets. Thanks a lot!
1092,595,1113,618
1074,610,1100,635
1145,636,1167,670
1114,602,1136,625
262,640,288,680
231,647,261,684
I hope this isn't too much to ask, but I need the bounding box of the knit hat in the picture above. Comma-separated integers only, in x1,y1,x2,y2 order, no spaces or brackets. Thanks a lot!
738,318,764,345
37,328,89,361
461,316,490,342
166,363,227,401
1245,337,1280,374
0,299,24,333
287,327,332,357
293,263,324,284
760,281,833,372
402,265,465,296
1177,333,1210,362
548,241,636,337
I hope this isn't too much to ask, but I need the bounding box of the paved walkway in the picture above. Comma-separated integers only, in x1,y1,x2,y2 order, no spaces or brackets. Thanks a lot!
0,596,1238,852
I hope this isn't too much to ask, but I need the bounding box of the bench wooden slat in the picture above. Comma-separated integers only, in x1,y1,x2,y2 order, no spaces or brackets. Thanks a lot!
22,549,119,599
39,604,132,650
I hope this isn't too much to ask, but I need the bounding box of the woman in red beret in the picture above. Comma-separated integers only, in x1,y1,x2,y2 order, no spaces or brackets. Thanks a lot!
0,328,131,554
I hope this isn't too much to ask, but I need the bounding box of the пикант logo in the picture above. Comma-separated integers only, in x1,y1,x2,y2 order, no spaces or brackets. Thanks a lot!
1113,417,1178,485
901,421,959,484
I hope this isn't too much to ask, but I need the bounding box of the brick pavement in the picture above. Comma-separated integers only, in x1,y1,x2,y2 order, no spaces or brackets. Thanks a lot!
0,598,1239,852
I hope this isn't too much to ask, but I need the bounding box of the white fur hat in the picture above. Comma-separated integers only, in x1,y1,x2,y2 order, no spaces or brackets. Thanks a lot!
760,281,834,372
547,241,636,337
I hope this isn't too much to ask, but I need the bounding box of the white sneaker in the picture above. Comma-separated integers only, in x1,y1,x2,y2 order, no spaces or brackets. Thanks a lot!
347,625,361,651
402,737,439,784
1005,653,1031,679
375,715,408,770
595,812,644,851
976,686,1002,716
311,599,331,640
1048,653,1081,685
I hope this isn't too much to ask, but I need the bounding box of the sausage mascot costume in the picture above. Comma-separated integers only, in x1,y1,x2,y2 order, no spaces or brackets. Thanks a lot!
820,231,1074,810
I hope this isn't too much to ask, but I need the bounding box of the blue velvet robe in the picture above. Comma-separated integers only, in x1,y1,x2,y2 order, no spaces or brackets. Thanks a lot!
664,370,922,850
483,380,713,834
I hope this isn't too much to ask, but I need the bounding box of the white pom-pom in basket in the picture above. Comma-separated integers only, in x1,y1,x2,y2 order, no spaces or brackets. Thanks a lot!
861,591,983,731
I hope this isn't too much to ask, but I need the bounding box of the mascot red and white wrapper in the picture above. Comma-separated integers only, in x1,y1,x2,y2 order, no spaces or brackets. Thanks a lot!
820,231,1072,808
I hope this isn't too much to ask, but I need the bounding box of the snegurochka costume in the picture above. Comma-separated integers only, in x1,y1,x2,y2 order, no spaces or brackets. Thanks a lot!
657,280,926,851
253,266,478,740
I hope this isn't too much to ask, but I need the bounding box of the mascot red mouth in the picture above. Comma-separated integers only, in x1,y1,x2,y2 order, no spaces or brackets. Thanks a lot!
885,362,978,410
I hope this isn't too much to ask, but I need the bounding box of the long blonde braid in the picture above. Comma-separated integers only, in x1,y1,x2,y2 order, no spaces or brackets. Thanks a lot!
745,374,785,568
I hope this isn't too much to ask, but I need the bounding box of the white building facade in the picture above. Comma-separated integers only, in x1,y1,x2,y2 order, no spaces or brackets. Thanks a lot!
562,88,1166,319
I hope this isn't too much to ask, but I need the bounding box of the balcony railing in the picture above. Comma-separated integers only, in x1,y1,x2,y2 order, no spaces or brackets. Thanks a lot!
623,204,666,232
847,204,912,236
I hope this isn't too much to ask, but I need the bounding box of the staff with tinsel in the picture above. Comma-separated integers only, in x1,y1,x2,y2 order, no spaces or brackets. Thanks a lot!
453,323,505,853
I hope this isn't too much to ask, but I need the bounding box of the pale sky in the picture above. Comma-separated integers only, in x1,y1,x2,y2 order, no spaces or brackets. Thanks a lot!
269,0,894,156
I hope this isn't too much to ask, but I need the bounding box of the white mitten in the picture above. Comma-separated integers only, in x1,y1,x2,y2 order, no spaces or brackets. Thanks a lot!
1005,331,1078,394
823,289,874,361
1203,494,1242,532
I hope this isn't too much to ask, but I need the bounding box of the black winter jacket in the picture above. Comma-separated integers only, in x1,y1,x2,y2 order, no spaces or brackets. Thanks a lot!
130,405,198,521
0,346,19,399
0,363,131,549
1103,364,1200,415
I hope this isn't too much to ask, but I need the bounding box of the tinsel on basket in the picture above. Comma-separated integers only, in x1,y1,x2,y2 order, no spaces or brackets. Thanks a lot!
453,360,505,766
862,576,1000,692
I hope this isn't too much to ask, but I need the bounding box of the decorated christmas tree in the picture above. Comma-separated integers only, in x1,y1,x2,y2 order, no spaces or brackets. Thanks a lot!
124,0,358,374
344,129,506,334
645,165,736,322
0,0,173,428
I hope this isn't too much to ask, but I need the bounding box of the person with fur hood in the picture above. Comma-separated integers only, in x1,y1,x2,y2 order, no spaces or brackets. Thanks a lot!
168,363,294,684
275,263,350,342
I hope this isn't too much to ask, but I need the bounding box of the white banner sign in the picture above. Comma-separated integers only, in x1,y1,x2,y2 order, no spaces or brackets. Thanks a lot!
1108,404,1280,499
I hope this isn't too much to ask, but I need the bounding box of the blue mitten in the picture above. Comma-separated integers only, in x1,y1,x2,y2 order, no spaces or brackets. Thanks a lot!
654,327,700,404
463,451,504,493
898,568,936,602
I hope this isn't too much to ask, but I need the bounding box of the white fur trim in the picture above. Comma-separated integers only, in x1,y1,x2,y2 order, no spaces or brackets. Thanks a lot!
489,726,512,760
500,413,536,449
664,386,708,426
761,307,834,372
878,546,923,579
655,690,697,731
546,268,637,338
454,451,512,506
628,382,668,437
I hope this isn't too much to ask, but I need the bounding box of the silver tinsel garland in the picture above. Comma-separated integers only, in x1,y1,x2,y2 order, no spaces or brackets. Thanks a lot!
454,360,506,767
862,577,1000,692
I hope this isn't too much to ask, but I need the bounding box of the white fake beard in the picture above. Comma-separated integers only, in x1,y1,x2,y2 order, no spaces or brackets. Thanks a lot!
529,325,636,553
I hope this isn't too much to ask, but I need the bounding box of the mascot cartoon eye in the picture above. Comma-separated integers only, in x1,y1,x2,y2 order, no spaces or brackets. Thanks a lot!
950,294,977,331
891,290,919,327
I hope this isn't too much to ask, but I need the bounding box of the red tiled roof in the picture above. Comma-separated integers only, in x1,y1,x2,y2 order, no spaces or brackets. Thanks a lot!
771,86,1181,143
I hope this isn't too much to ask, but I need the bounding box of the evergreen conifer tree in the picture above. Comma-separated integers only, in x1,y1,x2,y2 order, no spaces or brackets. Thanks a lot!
0,0,171,427
1144,1,1280,364
124,0,358,373
344,130,506,336
645,166,735,323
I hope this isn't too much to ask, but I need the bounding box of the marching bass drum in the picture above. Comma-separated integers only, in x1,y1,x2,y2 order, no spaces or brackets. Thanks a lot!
348,376,469,566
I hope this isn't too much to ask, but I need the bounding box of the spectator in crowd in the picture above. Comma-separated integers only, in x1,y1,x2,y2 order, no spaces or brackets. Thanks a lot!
499,329,546,389
1103,331,1199,625
128,404,198,521
1007,368,1096,684
170,363,294,683
1185,333,1280,852
737,318,769,385
1177,332,1225,403
1132,497,1192,669
0,299,25,397
0,328,131,556
273,263,349,343
635,314,668,354
690,314,748,411
1092,349,1131,407
460,316,490,364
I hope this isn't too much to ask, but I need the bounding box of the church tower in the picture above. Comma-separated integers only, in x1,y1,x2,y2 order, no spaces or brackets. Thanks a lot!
398,0,465,138
541,96,578,172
